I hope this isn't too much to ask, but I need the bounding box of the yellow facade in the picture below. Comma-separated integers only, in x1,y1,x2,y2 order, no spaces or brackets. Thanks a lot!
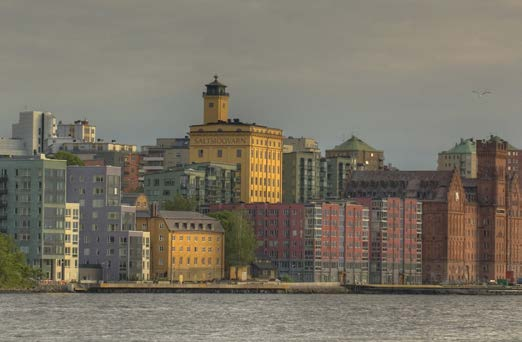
190,77,283,203
136,211,225,282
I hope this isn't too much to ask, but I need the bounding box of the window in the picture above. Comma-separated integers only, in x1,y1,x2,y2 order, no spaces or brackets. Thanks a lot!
198,150,203,158
236,149,242,158
208,102,214,108
217,150,223,158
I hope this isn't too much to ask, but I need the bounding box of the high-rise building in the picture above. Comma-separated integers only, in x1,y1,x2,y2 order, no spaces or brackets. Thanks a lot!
437,138,477,178
0,156,78,281
282,137,322,203
189,76,283,203
326,135,384,170
66,165,150,281
283,152,321,203
12,111,57,155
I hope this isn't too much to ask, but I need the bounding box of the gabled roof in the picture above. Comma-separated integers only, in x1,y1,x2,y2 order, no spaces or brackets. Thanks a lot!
331,135,380,152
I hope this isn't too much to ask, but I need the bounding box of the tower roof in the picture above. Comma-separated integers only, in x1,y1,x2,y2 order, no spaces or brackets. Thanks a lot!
444,138,476,154
205,75,227,88
332,135,379,152
204,75,228,97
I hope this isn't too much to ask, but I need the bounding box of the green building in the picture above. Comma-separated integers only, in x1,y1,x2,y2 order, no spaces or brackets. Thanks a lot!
0,156,77,281
144,162,240,207
437,138,477,178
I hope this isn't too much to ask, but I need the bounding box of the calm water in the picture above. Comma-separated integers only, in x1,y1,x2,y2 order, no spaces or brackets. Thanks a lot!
1,293,521,341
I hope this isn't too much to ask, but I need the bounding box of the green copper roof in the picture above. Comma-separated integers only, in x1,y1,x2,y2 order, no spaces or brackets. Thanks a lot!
445,138,476,154
332,135,379,152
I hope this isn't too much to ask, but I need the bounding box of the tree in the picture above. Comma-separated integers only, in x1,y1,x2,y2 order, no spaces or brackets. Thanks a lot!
0,234,39,289
209,211,256,270
52,151,85,166
162,194,197,211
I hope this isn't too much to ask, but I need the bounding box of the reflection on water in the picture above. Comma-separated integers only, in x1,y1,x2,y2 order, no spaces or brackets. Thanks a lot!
1,293,521,341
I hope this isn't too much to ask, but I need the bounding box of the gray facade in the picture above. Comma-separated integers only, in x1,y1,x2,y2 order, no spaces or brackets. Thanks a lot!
282,151,321,203
67,165,150,281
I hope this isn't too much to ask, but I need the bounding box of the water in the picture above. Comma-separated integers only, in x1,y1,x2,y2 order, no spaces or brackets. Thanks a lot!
1,293,521,341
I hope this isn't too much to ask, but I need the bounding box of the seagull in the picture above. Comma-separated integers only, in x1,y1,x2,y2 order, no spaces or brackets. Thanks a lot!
472,89,492,97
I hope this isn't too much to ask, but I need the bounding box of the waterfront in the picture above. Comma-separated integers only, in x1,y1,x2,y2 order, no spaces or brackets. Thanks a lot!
1,294,521,341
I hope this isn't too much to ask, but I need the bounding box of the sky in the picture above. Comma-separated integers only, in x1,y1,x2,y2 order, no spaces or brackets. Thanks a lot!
1,0,521,170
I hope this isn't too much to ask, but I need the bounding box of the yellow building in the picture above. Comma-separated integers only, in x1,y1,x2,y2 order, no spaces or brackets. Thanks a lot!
189,76,283,203
63,203,80,282
136,205,225,282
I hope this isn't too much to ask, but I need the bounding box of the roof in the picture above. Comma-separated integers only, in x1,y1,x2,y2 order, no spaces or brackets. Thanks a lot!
331,135,380,152
159,210,214,220
205,75,227,88
159,210,225,233
442,138,476,154
121,193,140,205
346,170,456,201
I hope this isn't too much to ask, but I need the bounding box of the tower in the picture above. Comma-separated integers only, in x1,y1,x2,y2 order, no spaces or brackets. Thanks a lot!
476,136,508,281
203,75,229,124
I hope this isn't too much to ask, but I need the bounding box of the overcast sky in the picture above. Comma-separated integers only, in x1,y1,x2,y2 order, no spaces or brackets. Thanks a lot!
1,0,521,169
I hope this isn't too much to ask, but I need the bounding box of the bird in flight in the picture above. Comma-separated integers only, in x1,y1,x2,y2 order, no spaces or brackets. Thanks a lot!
472,89,492,97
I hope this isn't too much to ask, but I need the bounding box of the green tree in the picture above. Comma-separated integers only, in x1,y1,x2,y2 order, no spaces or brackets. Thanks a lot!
0,234,39,289
209,211,256,269
52,151,85,166
162,194,197,211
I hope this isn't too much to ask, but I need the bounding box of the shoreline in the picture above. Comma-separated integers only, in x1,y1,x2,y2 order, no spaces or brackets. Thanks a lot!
3,283,522,295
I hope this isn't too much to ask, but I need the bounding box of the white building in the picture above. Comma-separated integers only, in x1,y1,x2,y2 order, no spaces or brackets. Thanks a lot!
0,137,26,156
57,120,96,143
12,111,57,155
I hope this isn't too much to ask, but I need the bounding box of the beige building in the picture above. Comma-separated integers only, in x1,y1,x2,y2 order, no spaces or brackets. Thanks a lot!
437,138,477,179
283,137,320,153
189,76,283,203
63,203,80,282
326,135,384,170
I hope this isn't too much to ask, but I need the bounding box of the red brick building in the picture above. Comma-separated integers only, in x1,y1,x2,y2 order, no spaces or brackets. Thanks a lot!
345,136,522,284
207,202,370,283
123,153,140,193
